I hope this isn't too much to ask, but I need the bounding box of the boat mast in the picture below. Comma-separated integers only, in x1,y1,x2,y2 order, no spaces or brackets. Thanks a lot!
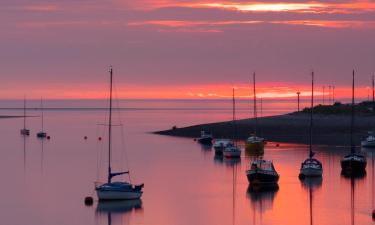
350,70,355,154
309,71,314,158
41,97,44,132
372,74,374,103
372,74,374,115
232,88,237,146
253,72,258,135
23,96,26,129
108,66,113,183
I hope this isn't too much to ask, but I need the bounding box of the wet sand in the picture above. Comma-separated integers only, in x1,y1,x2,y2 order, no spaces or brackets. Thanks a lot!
154,112,375,146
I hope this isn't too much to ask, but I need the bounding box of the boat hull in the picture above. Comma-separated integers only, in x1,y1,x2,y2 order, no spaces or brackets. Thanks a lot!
361,140,375,148
37,132,47,138
197,137,213,145
20,129,30,136
223,151,241,158
96,190,143,200
246,170,279,185
245,142,264,153
341,159,366,175
214,146,224,155
299,167,322,177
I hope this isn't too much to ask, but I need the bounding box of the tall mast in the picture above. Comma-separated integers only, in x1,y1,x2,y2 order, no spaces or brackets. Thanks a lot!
108,66,113,183
253,72,258,135
23,96,26,129
372,75,374,102
372,75,375,132
232,88,237,146
350,70,355,154
309,71,314,158
41,97,44,132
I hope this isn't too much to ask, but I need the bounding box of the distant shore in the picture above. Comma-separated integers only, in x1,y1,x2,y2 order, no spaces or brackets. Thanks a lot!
154,112,375,146
0,116,24,119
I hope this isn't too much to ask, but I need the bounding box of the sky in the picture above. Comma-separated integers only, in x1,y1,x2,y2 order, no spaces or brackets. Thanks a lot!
1,0,375,99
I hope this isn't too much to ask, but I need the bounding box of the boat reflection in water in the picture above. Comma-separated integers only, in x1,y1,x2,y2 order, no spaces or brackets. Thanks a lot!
247,184,279,224
96,199,143,225
213,152,241,167
300,177,322,225
341,170,366,225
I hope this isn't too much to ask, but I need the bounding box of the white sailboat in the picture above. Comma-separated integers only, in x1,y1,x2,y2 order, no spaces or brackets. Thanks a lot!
361,75,375,148
223,88,241,158
299,71,323,178
246,72,265,153
95,66,144,200
36,98,47,138
20,96,30,136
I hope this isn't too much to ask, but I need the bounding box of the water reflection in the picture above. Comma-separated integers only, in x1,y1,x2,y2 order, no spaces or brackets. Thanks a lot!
300,177,322,225
213,155,241,167
22,135,27,174
200,144,212,151
341,172,366,225
39,139,45,174
96,200,143,225
247,184,279,224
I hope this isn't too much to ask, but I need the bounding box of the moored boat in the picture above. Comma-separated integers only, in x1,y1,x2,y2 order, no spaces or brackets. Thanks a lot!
341,70,367,176
361,133,375,148
299,71,323,178
36,98,47,139
223,146,241,158
246,159,279,186
223,88,241,158
95,66,144,201
246,72,265,153
197,131,213,145
213,139,233,155
361,75,375,148
20,96,30,136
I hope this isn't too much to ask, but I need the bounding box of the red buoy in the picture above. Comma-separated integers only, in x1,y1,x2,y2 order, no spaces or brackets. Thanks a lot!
276,143,280,147
98,137,102,141
47,136,51,140
84,136,88,140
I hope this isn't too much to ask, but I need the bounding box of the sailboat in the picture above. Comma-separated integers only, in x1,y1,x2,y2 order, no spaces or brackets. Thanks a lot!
36,98,47,138
197,131,213,145
213,139,233,155
95,66,144,200
341,70,367,175
20,96,30,136
361,75,375,148
246,72,265,153
299,71,323,178
223,88,241,158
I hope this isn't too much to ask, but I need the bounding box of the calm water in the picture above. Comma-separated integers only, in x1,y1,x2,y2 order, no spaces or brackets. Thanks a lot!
0,99,374,225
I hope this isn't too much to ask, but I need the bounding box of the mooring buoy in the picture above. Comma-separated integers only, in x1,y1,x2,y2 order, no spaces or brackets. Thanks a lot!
84,196,93,206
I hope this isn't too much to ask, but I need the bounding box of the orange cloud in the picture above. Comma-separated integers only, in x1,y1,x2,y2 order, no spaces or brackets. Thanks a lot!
122,1,375,14
128,19,375,30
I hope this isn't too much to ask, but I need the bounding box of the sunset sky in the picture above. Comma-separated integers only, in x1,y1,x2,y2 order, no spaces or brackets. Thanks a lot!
1,0,375,99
